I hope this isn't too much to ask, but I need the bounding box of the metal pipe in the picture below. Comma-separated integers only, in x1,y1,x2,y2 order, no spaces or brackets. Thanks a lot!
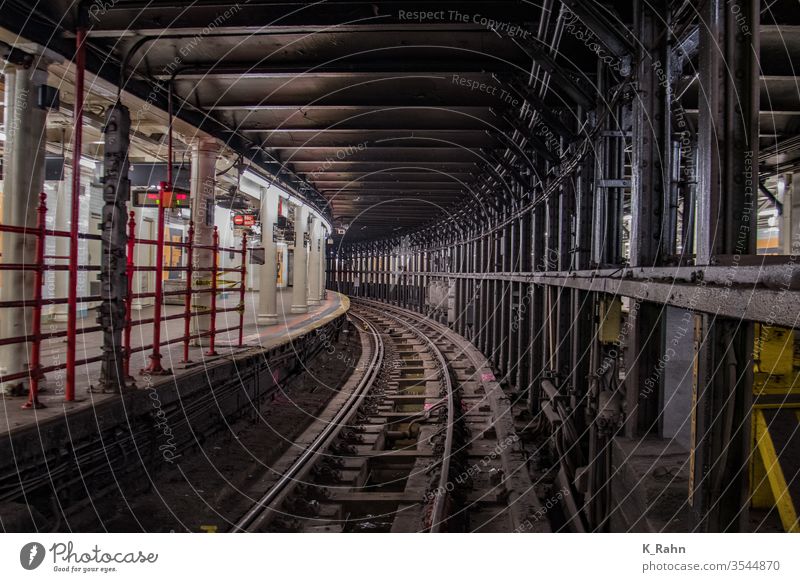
183,221,195,361
206,226,219,356
167,80,173,185
142,182,170,374
66,27,85,402
123,211,136,378
238,232,247,347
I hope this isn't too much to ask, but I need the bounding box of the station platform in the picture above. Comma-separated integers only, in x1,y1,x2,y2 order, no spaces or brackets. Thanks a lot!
0,289,349,438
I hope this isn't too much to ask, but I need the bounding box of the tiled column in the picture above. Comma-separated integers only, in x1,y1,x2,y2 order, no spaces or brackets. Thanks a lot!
257,186,279,324
0,62,49,394
290,204,308,314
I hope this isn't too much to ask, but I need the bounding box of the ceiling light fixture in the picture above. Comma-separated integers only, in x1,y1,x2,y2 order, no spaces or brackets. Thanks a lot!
79,156,98,170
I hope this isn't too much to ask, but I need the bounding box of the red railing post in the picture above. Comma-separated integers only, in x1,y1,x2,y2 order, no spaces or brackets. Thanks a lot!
123,211,136,379
183,221,195,362
142,181,170,375
206,226,219,356
66,27,86,402
23,193,47,410
238,231,247,347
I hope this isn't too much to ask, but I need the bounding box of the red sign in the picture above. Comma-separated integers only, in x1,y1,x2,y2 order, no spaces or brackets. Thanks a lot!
233,214,256,227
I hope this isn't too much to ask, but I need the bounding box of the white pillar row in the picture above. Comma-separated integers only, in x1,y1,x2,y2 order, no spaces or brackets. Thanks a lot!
190,137,219,346
291,203,309,314
0,62,49,393
307,215,321,306
257,186,279,324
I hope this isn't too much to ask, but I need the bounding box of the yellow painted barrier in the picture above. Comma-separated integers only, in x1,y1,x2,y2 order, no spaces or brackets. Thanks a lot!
751,409,799,532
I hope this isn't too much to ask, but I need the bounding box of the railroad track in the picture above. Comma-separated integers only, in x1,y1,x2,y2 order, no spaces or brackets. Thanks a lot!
233,300,549,533
232,311,384,532
355,299,550,533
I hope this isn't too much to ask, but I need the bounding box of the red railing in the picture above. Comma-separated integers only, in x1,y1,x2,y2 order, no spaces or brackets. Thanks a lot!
0,190,248,409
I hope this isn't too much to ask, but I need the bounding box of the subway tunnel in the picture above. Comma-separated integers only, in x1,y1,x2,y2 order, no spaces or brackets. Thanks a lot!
0,0,798,544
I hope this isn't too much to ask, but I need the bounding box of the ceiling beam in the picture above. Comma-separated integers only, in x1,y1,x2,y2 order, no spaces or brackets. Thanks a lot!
85,1,535,35
157,65,523,80
315,180,464,187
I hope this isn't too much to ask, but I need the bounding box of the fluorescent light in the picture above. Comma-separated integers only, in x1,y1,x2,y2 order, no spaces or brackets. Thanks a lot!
79,156,97,170
241,168,272,190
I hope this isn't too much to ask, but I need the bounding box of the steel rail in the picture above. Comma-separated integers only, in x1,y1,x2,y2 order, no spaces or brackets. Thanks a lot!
232,311,383,532
351,299,455,533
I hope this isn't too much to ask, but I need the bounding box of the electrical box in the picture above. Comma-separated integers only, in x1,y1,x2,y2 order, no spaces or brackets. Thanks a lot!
753,324,798,395
598,297,622,344
37,85,60,111
249,247,265,265
755,325,794,376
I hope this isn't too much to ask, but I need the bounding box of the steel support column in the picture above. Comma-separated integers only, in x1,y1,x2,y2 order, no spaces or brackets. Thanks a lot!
622,0,670,440
96,103,132,391
691,0,759,533
517,213,532,395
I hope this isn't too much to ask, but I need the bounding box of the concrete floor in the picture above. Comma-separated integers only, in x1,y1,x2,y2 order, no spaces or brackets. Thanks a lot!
0,288,347,436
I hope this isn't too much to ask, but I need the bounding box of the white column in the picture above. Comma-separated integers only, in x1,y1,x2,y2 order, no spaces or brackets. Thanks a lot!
290,204,308,314
0,63,48,393
389,252,396,301
258,186,279,324
190,137,219,345
317,228,328,301
0,64,17,363
307,215,320,306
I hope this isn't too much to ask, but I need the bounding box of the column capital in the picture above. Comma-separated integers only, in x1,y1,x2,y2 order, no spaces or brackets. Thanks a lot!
2,43,63,70
189,136,221,153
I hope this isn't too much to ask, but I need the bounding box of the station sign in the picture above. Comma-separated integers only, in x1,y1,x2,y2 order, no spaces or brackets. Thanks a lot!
273,224,294,242
132,184,190,209
233,214,257,227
